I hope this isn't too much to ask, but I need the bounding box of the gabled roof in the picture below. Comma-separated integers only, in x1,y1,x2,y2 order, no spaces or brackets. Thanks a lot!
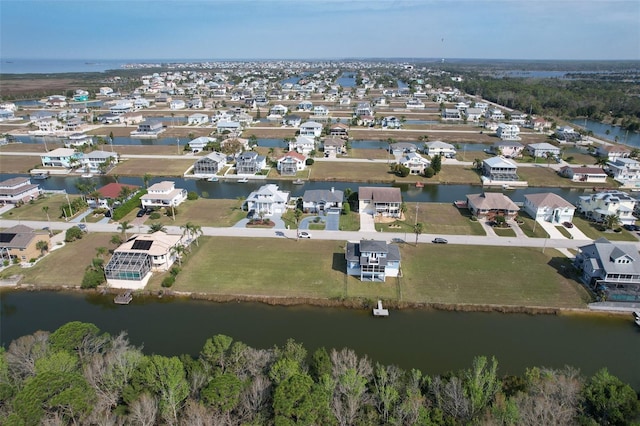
98,183,139,199
278,151,306,162
578,238,640,275
358,187,402,203
524,192,574,209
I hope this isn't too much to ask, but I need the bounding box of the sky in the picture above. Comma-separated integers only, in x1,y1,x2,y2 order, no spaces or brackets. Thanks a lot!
1,0,639,61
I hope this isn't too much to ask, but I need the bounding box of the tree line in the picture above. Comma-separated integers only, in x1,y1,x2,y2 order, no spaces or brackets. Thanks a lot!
1,321,638,425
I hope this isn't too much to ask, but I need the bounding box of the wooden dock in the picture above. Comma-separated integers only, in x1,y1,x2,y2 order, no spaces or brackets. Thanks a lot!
373,300,389,317
114,291,133,305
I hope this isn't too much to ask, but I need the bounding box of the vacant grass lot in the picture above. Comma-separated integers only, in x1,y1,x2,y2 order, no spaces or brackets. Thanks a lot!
376,203,485,235
434,166,482,184
517,167,619,189
0,155,43,173
111,158,195,176
0,194,83,221
310,161,393,182
141,199,245,227
166,237,591,308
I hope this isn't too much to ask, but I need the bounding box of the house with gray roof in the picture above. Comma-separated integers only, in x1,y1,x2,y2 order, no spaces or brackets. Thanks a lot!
423,141,457,158
523,193,575,224
302,188,344,213
236,151,266,175
193,152,227,177
574,238,640,302
358,187,402,218
466,192,520,219
526,142,561,158
0,177,41,204
0,225,50,264
244,184,290,216
345,239,401,282
482,156,519,182
82,150,119,174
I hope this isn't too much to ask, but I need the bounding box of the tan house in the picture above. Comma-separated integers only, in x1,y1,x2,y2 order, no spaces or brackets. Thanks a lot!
358,187,402,218
0,225,50,264
466,192,520,219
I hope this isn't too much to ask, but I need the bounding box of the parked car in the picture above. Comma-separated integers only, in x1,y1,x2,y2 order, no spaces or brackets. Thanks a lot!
563,221,574,228
298,231,312,239
432,237,448,244
77,223,87,232
623,224,640,231
247,209,256,219
136,209,146,217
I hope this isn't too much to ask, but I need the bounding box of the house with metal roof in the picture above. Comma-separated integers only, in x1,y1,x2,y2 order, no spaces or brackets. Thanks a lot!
299,121,323,138
289,135,316,155
558,166,607,183
491,141,524,158
574,238,640,302
345,240,401,282
526,142,561,158
82,150,118,174
40,148,83,169
424,141,457,158
400,152,431,175
576,190,638,225
358,187,402,218
0,225,50,264
187,136,215,153
606,157,640,188
193,152,227,177
482,156,519,182
302,188,344,213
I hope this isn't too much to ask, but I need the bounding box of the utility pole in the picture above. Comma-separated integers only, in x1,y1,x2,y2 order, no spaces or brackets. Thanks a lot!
415,202,419,226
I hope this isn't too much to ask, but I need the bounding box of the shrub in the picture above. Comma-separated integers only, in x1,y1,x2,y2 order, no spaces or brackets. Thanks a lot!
170,266,181,277
65,227,84,242
3,260,8,267
342,203,351,215
29,258,37,263
81,268,104,289
424,167,435,178
187,191,198,201
149,212,161,220
161,275,175,288
112,189,147,221
305,158,315,166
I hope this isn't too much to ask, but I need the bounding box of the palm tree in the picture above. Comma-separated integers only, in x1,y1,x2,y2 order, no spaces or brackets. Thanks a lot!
170,244,187,266
143,173,152,189
42,206,50,224
594,156,609,168
473,158,483,171
36,240,49,256
110,234,123,247
88,190,102,208
413,222,424,246
118,220,133,240
95,246,108,259
148,223,167,233
604,214,621,230
544,152,555,168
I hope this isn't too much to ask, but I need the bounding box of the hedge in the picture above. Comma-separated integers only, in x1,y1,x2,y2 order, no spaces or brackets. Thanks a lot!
112,189,147,221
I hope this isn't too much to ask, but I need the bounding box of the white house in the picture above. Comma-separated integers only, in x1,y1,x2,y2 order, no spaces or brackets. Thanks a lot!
188,113,209,125
400,152,431,175
596,144,631,161
577,190,638,225
276,152,307,175
465,108,484,122
299,121,323,138
526,142,561,158
188,136,215,153
607,158,640,188
289,136,316,155
558,166,608,183
140,181,188,209
169,99,186,110
244,184,290,216
496,123,521,141
523,193,575,225
0,177,41,204
312,105,329,117
406,98,425,109
216,120,242,134
441,108,462,120
382,116,401,129
424,141,457,158
82,150,118,174
491,141,525,158
486,108,505,121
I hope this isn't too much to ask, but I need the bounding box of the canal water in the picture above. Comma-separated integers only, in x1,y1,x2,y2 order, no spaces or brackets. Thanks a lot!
1,290,639,389
571,119,640,148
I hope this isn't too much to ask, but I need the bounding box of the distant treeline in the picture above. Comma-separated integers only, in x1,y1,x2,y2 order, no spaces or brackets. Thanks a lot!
1,321,638,425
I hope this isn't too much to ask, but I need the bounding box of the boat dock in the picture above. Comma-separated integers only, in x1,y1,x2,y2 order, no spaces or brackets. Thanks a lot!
373,300,389,317
114,291,133,305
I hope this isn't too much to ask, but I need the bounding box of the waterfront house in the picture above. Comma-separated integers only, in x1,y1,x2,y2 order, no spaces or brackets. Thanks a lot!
193,152,227,177
528,117,552,132
40,148,83,169
406,98,425,109
354,102,373,117
289,136,316,155
441,108,462,120
0,109,15,121
36,117,63,134
216,120,242,135
302,187,343,213
105,231,185,290
606,158,640,188
510,111,527,125
0,177,41,204
555,126,582,142
82,150,118,174
187,136,215,153
169,99,186,110
297,100,313,111
299,121,323,138
312,105,330,118
482,157,519,181
110,103,133,115
400,152,431,175
574,238,640,302
322,137,347,157
486,108,505,121
329,123,349,138
94,182,140,209
122,111,144,125
491,141,524,158
0,225,50,264
276,152,307,176
496,123,521,141
345,240,401,282
140,181,187,209
576,190,638,225
389,142,417,156
596,144,631,161
236,151,266,175
244,184,290,216
424,141,457,158
465,108,484,122
558,166,607,183
526,142,561,158
358,187,402,218
283,114,302,127
220,137,250,155
270,104,288,116
523,193,575,225
188,113,209,125
382,116,402,129
132,120,164,137
466,192,520,219
133,97,151,109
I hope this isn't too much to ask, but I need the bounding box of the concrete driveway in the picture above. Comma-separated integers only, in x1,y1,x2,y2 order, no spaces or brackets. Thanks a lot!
359,212,376,232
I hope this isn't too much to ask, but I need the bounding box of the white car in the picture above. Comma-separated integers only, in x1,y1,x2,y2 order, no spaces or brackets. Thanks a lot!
298,231,312,239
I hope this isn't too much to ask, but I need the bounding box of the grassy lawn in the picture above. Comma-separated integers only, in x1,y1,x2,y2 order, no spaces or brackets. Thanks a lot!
376,203,485,235
493,227,517,237
110,158,195,176
556,226,572,238
143,198,245,227
517,214,550,238
0,155,42,173
0,194,84,221
340,211,360,231
310,161,393,182
0,233,114,286
517,167,619,189
434,166,483,184
348,148,394,160
572,216,638,241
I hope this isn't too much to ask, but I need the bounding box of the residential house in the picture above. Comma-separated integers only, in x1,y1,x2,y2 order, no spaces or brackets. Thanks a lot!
216,120,242,134
389,142,417,157
36,117,63,134
322,137,347,157
40,148,83,169
406,98,425,109
329,123,349,138
122,111,144,125
289,136,316,155
302,187,343,213
527,117,552,132
491,141,524,158
193,152,227,176
134,97,151,109
312,105,330,118
400,152,431,175
486,108,505,121
270,104,288,116
526,142,561,158
236,151,266,175
0,177,41,204
354,102,373,117
576,190,638,225
596,144,631,161
299,121,323,138
277,152,306,176
132,120,164,136
424,141,457,158
283,114,302,127
496,123,521,141
169,99,186,110
244,184,290,216
0,109,15,121
558,166,608,183
466,192,520,219
482,157,519,181
187,136,215,154
188,113,209,125
105,231,186,289
607,158,640,188
0,225,50,264
358,187,402,218
382,116,401,129
510,111,527,125
94,182,139,209
345,240,401,282
140,181,187,209
82,150,118,174
297,100,313,111
465,108,484,122
188,98,203,109
29,110,56,122
555,126,582,142
339,96,351,106
373,97,387,107
46,95,67,108
65,117,84,133
523,193,576,225
99,87,113,96
220,137,250,155
574,238,640,302
441,108,462,120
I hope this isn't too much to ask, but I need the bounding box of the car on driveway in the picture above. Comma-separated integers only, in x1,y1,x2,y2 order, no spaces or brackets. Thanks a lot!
623,224,640,231
136,209,146,217
298,231,312,239
77,223,88,232
563,221,574,228
432,237,448,244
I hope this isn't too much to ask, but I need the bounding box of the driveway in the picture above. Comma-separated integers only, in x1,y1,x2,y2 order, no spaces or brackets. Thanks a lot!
359,212,377,232
233,212,286,229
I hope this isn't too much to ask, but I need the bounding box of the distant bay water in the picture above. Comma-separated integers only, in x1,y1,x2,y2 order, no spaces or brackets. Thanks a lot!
0,58,210,74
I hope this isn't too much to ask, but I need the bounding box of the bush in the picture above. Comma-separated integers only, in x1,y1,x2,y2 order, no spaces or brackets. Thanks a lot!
112,189,147,221
81,268,104,289
3,260,8,267
424,167,435,178
342,203,351,215
29,258,37,263
161,275,175,288
149,212,161,220
187,191,198,200
65,227,84,242
305,158,315,166
170,266,181,277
